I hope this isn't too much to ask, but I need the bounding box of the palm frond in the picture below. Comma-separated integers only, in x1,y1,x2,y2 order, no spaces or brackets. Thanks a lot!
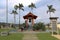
22,8,24,11
19,3,24,10
47,5,56,13
28,5,31,8
47,5,53,10
11,10,14,14
28,3,36,9
52,8,56,11
14,5,18,10
11,10,18,14
31,3,36,8
14,11,18,14
47,10,49,14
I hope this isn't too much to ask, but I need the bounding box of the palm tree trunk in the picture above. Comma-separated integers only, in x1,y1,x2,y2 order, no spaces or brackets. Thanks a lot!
6,0,8,24
49,12,51,17
19,10,20,29
31,7,33,13
14,14,16,28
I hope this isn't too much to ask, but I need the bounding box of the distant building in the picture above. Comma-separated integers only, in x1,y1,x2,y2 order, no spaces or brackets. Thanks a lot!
0,22,19,29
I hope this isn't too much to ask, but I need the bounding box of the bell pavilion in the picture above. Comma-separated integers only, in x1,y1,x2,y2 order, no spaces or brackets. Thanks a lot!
23,12,37,30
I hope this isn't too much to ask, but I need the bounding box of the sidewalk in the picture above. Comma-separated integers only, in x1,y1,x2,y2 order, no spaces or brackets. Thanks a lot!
22,31,38,40
52,35,60,40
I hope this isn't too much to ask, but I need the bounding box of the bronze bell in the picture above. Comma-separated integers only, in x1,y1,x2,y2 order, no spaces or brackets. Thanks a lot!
29,19,31,22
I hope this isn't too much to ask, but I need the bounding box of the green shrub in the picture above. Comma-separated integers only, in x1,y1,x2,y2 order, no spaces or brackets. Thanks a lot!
33,24,40,30
50,32,57,35
33,22,46,31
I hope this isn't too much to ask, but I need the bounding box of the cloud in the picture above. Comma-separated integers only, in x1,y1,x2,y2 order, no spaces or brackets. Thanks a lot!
8,0,41,7
0,9,6,17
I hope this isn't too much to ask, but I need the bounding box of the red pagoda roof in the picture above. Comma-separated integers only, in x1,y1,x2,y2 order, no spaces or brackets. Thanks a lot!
23,12,37,19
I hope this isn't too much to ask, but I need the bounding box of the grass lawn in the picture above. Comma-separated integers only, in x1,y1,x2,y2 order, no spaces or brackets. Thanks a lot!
0,28,16,32
37,33,59,40
59,29,60,34
0,33,23,40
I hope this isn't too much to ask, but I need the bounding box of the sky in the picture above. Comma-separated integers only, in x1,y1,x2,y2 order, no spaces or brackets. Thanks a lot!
0,0,60,24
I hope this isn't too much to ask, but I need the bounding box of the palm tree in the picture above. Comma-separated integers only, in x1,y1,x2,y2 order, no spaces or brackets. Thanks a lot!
47,5,56,17
13,3,24,29
14,5,19,22
11,10,18,28
28,3,36,12
18,3,24,29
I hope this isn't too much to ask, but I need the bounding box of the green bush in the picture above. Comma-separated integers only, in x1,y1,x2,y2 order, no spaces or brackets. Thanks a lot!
33,24,40,30
50,32,57,35
33,22,46,31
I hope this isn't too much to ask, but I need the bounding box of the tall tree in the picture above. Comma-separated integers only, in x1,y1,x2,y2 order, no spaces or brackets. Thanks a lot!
47,5,56,17
11,10,18,28
18,3,24,29
14,5,18,28
28,3,36,12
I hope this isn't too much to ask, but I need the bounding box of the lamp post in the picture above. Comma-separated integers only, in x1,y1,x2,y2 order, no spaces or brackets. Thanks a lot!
6,0,8,26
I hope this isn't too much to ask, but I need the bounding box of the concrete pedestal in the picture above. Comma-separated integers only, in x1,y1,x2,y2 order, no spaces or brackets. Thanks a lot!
49,17,59,35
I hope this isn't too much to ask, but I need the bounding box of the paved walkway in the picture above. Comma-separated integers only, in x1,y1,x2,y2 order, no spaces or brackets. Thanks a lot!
22,31,39,40
52,35,60,40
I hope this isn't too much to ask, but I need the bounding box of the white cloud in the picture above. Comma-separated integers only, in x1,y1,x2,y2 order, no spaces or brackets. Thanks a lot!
8,0,41,7
0,9,6,16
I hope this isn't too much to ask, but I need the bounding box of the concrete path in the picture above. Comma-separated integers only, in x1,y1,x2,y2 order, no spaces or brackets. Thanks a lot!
22,31,38,40
52,35,60,40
